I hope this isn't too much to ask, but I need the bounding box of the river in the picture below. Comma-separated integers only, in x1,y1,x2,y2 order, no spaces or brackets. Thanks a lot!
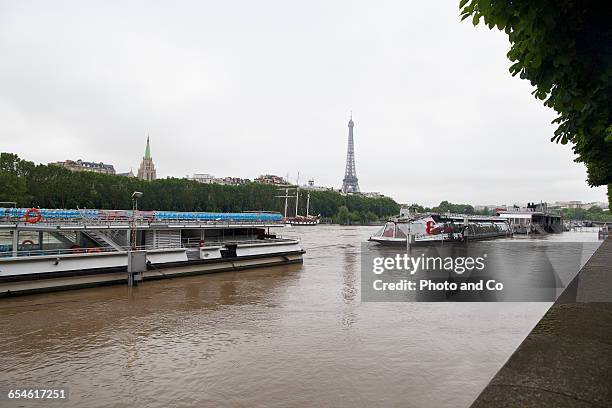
0,226,602,407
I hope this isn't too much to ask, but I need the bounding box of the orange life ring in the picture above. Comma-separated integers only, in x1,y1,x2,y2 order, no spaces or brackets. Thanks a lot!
25,208,42,224
21,239,35,245
199,239,205,247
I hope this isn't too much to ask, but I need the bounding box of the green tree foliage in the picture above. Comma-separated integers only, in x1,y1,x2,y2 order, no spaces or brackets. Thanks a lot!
0,172,29,204
408,203,428,213
408,201,494,215
365,211,379,222
333,206,351,225
460,0,612,206
0,153,400,221
0,153,32,204
562,207,612,222
431,200,475,214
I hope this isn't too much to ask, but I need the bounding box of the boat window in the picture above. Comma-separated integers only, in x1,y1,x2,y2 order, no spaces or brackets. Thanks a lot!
382,223,395,237
394,228,406,238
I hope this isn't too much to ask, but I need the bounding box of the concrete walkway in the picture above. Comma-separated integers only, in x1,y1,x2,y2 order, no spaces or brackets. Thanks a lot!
471,238,612,407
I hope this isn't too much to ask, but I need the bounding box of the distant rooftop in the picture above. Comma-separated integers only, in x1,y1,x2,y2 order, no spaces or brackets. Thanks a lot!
51,159,116,174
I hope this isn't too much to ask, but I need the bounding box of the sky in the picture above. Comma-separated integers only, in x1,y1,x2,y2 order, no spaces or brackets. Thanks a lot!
0,0,607,207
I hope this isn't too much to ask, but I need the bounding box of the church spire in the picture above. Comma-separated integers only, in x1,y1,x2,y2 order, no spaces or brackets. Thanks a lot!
144,135,151,159
138,135,157,181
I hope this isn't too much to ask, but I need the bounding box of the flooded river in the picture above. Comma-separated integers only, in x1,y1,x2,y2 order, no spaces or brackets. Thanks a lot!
0,226,602,407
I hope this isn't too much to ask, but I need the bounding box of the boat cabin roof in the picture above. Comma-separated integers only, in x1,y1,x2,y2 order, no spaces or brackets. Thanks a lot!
0,208,284,231
393,213,508,223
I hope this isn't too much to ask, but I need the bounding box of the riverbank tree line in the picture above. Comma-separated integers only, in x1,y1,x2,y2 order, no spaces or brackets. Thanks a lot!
0,153,400,223
408,201,482,215
561,207,612,222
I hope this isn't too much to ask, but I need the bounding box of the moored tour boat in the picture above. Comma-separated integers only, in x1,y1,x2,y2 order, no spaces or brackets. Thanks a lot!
277,188,321,226
0,208,304,297
369,213,512,245
495,203,563,234
284,215,321,226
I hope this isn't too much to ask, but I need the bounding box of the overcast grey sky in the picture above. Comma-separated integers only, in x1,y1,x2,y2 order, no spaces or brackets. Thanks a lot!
0,0,607,206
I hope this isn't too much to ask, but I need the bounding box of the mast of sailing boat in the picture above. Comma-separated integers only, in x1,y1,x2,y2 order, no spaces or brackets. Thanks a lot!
275,188,296,219
284,188,289,218
295,171,300,217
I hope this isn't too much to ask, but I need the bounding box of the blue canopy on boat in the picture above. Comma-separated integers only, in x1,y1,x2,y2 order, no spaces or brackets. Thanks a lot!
0,208,282,222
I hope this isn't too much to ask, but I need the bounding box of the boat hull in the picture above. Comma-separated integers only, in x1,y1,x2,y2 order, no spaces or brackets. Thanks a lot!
368,231,509,246
368,213,512,246
0,249,304,297
287,221,320,226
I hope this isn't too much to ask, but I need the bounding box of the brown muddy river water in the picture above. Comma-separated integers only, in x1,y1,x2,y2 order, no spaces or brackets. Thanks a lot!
0,226,602,407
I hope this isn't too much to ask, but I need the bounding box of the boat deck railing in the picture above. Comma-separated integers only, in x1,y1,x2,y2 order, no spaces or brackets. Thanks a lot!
392,213,511,223
0,208,284,225
0,215,285,228
0,246,122,258
180,236,297,247
0,237,299,258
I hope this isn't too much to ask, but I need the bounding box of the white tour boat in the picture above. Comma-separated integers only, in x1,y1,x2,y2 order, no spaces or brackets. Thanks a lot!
0,208,304,297
369,213,512,245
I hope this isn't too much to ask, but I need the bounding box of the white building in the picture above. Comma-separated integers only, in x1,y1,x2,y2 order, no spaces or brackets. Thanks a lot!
187,173,250,185
362,192,383,198
51,159,115,175
189,173,216,184
301,179,332,191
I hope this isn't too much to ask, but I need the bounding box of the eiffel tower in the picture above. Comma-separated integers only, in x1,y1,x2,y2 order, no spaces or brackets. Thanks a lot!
341,114,360,193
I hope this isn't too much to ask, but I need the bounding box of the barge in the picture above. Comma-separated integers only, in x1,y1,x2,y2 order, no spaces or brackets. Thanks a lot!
496,203,563,234
369,213,512,246
0,208,304,297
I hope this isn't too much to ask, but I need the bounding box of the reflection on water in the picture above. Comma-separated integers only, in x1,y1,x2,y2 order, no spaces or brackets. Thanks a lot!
341,239,358,329
0,227,602,408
